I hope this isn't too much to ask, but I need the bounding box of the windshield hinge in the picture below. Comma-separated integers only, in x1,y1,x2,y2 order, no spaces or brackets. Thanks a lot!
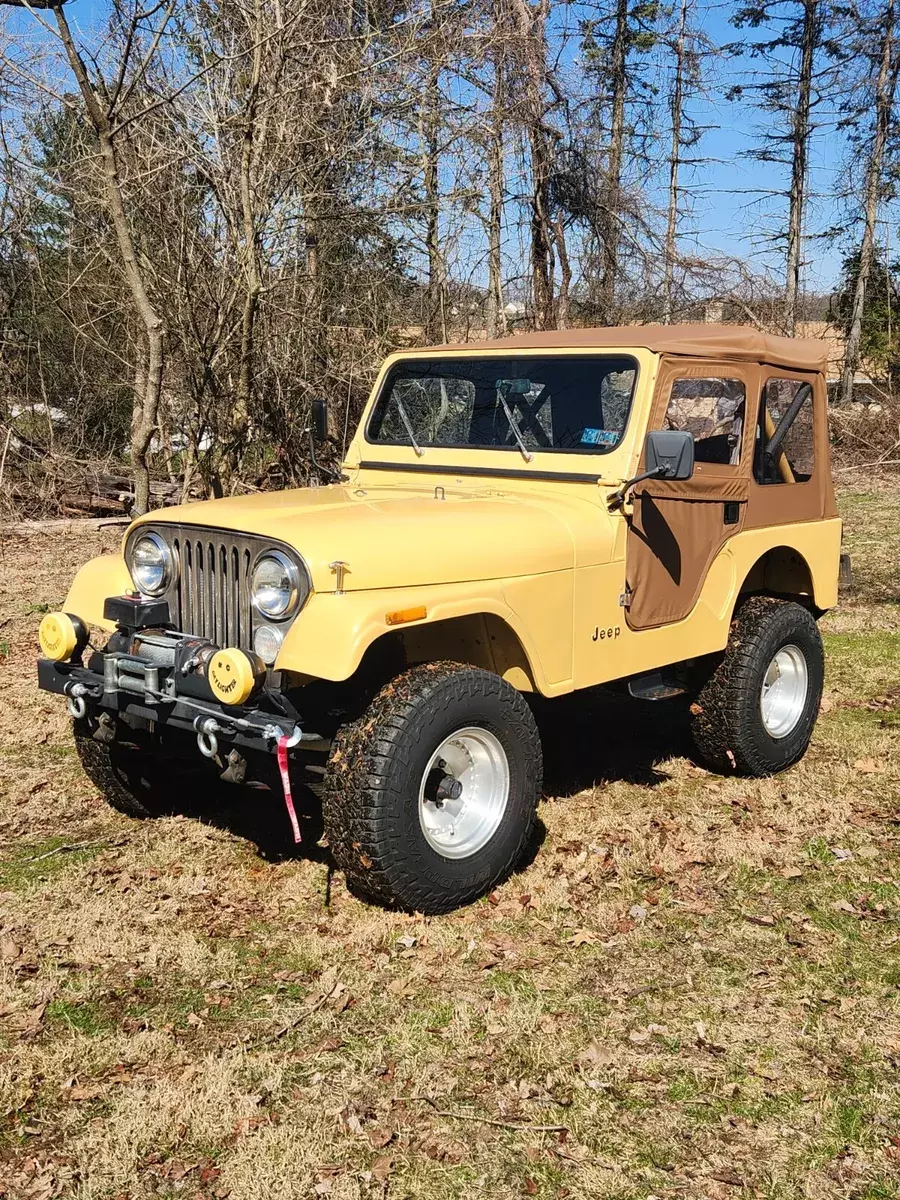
618,586,633,608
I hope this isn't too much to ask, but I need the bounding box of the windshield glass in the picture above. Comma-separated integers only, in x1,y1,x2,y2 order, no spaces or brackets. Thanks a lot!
367,355,638,454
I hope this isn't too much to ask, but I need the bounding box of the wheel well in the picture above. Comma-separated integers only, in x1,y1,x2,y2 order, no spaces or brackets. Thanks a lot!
738,546,817,610
395,613,537,692
281,616,537,731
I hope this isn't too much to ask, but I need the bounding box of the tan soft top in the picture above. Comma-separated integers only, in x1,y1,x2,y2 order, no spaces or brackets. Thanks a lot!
439,324,828,372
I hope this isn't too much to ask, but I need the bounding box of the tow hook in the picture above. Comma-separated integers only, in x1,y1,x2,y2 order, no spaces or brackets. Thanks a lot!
194,715,221,759
92,711,116,745
221,748,247,785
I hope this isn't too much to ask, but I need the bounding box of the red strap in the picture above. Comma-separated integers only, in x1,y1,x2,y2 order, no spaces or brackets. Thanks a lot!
276,735,302,843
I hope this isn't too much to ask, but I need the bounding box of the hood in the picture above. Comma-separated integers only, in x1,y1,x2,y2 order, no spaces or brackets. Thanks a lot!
133,480,603,593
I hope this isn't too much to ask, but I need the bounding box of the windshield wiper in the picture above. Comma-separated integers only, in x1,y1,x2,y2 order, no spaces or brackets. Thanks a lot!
395,398,425,457
497,386,534,463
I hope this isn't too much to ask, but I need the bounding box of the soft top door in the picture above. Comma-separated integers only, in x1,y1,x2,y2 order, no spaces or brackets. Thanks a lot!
744,366,836,528
625,357,760,632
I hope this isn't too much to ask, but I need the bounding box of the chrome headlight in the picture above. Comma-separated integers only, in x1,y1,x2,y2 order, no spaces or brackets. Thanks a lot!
129,532,173,596
250,551,304,620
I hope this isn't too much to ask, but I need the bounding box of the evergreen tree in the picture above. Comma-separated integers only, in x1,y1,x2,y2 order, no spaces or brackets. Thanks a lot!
831,246,900,385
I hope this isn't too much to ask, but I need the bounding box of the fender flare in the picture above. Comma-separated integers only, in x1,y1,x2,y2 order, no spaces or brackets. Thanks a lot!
276,581,556,693
697,521,841,628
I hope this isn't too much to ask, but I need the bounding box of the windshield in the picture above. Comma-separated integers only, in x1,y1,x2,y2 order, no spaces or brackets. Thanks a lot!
367,355,638,454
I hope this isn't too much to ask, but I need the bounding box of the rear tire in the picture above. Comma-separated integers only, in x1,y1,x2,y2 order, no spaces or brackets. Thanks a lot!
74,717,173,819
322,662,542,914
690,596,824,777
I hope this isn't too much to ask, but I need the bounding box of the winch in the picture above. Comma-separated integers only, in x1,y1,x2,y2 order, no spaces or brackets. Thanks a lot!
37,602,315,760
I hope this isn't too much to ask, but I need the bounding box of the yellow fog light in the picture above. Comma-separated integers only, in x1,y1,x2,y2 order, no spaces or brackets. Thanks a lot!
39,612,86,662
207,647,263,706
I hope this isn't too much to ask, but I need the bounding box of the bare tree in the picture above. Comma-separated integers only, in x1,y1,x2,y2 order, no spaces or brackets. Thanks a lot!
0,0,178,513
509,0,556,330
784,0,818,332
483,16,508,339
601,0,628,324
840,0,898,402
580,0,660,325
664,0,688,324
729,0,840,333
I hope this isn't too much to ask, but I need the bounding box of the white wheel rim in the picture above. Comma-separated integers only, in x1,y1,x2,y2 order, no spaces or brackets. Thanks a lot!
760,644,809,739
418,727,510,859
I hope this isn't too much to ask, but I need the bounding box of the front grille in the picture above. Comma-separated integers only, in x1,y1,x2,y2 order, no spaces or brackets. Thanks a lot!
126,524,303,653
170,530,254,649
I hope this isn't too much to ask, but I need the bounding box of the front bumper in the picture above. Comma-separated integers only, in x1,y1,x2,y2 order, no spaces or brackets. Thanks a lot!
37,634,321,757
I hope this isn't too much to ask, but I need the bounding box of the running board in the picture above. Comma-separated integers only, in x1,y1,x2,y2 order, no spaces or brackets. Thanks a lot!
627,671,686,701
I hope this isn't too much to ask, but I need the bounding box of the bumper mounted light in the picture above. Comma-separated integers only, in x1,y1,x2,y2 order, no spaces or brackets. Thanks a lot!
38,612,88,663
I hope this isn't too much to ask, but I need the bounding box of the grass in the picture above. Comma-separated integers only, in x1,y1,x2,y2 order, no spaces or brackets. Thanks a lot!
0,837,109,892
0,490,899,1199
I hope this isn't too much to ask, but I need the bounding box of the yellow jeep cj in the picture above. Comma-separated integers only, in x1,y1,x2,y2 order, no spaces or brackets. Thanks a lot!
38,326,846,913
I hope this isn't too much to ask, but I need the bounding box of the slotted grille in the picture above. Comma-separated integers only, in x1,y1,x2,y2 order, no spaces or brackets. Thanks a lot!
126,524,290,652
127,524,307,652
170,531,254,649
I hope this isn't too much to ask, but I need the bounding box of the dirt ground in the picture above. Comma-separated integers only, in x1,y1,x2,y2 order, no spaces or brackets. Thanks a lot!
0,487,898,1200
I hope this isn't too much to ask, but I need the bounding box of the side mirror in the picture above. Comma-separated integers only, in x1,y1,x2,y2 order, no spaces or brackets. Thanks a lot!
312,398,328,442
645,429,694,481
608,428,695,511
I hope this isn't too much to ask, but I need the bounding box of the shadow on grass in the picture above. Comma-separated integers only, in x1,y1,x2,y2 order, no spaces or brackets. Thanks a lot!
161,691,690,868
534,686,693,797
168,759,331,864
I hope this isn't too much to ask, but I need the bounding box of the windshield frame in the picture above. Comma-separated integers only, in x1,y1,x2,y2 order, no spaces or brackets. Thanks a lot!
363,351,641,458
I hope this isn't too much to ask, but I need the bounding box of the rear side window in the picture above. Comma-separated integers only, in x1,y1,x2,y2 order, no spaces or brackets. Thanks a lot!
755,378,815,484
663,377,745,465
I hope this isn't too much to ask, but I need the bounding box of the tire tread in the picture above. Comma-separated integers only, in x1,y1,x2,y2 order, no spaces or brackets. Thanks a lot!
74,718,170,818
690,596,823,777
322,661,542,912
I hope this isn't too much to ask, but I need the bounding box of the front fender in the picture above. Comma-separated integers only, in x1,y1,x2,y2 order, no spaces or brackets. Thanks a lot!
276,579,561,694
64,554,133,631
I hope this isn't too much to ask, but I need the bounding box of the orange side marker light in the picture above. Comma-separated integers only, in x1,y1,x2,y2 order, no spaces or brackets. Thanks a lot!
385,605,427,626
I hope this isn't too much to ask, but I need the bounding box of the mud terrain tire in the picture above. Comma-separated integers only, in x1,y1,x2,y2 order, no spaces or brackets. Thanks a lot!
690,597,824,777
74,717,174,818
322,662,542,913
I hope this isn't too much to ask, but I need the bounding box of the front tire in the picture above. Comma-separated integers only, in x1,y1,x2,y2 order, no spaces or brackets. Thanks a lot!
322,662,542,914
74,717,174,818
690,596,824,777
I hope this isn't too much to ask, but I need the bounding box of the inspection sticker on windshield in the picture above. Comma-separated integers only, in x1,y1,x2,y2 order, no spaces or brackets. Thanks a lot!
581,428,617,446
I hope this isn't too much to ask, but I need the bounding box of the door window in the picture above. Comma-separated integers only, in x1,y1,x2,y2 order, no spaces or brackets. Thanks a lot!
663,377,745,465
755,378,814,484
